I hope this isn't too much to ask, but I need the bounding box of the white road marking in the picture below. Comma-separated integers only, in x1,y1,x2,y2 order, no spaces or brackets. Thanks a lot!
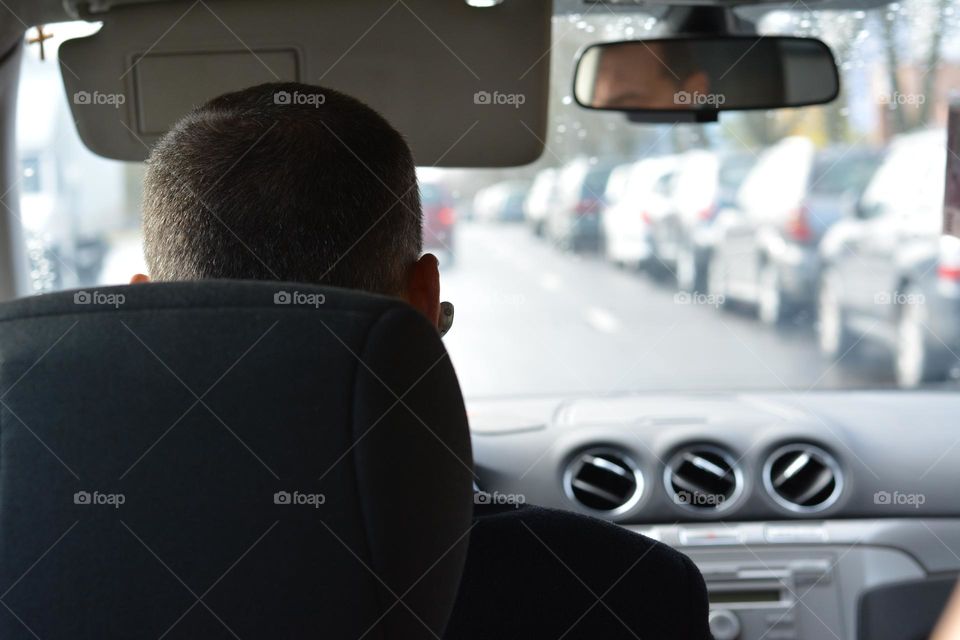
539,272,563,292
585,306,621,334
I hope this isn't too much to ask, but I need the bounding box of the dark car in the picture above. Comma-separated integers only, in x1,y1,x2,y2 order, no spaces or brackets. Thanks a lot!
708,139,882,325
545,159,618,253
421,181,457,264
818,130,959,387
473,180,530,223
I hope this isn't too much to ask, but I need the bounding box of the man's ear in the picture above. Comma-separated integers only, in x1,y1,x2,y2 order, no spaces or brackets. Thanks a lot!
130,273,151,284
403,253,441,328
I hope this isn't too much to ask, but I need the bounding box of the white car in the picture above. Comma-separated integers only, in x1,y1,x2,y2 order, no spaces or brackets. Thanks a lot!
603,156,678,268
523,168,558,236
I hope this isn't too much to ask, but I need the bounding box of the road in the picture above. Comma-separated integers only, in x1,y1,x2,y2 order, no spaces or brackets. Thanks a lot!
441,221,898,399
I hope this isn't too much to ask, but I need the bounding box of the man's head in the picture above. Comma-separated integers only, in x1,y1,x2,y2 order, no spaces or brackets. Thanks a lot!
138,81,441,324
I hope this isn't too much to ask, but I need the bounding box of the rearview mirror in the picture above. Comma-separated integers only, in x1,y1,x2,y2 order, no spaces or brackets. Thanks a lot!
574,37,839,113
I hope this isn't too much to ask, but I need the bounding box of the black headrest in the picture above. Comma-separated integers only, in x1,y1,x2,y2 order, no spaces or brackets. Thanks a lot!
0,281,474,639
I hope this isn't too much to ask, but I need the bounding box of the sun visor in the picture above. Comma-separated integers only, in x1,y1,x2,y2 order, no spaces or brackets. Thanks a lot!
58,0,551,167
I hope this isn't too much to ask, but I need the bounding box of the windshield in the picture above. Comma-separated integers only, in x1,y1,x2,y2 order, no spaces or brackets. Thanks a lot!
17,2,960,397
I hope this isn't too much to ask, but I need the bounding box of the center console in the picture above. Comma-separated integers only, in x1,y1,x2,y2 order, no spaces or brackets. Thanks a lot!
630,521,957,640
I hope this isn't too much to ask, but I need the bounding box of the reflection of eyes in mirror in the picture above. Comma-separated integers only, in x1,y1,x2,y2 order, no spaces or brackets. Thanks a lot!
591,42,712,110
574,37,839,113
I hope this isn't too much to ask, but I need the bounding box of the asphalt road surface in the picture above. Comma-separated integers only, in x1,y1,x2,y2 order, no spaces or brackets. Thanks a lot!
441,221,904,399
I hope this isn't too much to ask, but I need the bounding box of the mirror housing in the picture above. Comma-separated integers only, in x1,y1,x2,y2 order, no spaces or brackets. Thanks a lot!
573,36,839,117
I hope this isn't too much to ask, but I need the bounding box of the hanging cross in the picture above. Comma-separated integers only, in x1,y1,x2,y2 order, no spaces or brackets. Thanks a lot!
27,25,53,61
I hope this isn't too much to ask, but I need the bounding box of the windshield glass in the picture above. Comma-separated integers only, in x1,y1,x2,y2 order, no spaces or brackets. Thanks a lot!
18,21,144,294
18,2,960,397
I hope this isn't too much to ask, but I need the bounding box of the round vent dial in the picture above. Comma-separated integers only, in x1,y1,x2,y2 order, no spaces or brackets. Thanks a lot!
763,444,843,513
563,447,644,516
664,445,742,512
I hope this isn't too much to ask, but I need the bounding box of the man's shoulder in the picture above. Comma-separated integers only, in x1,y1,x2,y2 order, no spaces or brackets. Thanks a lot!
471,501,695,573
449,502,712,639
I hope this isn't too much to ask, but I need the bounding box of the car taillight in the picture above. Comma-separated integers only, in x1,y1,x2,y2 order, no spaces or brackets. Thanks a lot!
437,206,456,226
698,204,717,221
785,206,812,243
575,199,600,216
939,265,960,281
938,236,960,282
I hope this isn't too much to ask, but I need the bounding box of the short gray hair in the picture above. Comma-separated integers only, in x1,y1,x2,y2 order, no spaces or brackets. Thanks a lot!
143,82,422,295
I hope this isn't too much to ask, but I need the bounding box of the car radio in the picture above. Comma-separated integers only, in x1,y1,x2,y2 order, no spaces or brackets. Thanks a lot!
698,557,836,640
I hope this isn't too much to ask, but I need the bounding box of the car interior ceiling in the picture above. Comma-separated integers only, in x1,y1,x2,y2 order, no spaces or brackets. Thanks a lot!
3,0,960,639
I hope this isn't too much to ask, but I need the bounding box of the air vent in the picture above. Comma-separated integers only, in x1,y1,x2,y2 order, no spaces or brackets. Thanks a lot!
563,448,643,515
664,445,742,512
763,444,843,513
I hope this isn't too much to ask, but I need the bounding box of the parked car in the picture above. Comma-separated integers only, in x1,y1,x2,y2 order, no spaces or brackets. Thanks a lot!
817,130,957,387
645,150,713,283
648,150,756,292
523,168,558,236
602,156,677,269
545,159,618,253
421,181,457,264
473,180,530,223
708,139,882,324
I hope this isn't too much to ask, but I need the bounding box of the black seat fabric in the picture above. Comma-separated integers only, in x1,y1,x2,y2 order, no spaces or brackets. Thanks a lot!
0,281,474,639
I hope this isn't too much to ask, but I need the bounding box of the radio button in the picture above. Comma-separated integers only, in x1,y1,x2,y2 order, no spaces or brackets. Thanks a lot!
680,528,742,546
708,609,741,640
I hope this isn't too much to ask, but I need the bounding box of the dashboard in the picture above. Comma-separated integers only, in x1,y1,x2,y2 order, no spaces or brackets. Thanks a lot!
469,391,960,640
